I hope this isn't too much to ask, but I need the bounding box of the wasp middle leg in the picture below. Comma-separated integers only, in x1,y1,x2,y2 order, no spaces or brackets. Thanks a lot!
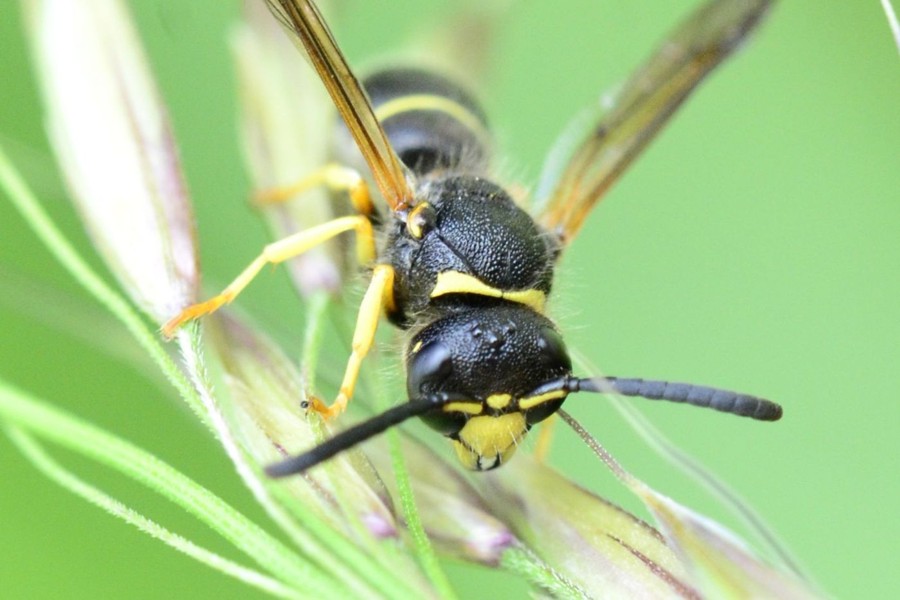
161,214,375,337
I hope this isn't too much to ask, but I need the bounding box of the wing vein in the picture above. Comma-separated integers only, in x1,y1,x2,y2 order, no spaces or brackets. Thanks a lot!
538,0,773,244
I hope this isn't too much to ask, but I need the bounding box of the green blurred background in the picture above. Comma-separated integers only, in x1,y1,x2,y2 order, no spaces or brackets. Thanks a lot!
1,1,897,598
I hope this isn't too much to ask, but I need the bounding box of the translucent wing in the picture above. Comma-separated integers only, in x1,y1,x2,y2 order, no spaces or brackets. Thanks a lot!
537,0,774,243
266,0,415,211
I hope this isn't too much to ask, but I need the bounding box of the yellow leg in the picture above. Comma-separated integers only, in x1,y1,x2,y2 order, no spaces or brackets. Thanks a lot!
308,264,396,419
532,414,558,464
161,215,374,338
254,162,374,216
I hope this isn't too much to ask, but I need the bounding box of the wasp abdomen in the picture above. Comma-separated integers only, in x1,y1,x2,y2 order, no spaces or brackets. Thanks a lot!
362,68,491,177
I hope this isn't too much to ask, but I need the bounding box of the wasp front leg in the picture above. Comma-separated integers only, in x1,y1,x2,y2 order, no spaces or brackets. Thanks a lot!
307,264,396,419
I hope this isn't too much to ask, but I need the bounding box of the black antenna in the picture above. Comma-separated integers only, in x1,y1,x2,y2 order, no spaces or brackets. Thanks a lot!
267,376,782,477
265,394,451,477
572,376,783,421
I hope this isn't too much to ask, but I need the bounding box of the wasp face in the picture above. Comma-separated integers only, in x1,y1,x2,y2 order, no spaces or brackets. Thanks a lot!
406,304,573,470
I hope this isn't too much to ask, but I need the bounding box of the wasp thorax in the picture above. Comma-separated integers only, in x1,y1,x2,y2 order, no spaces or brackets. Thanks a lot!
386,175,557,326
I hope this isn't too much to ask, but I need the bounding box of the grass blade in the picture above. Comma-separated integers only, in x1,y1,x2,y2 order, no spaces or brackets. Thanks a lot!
5,426,304,600
0,378,339,597
0,143,206,422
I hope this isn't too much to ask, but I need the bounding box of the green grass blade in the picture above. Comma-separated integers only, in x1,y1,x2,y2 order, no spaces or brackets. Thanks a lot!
300,291,330,391
500,545,587,599
5,426,305,600
571,351,809,580
179,326,401,599
373,376,457,600
0,149,408,598
0,144,206,422
0,378,340,597
612,397,813,581
0,139,385,597
267,482,425,599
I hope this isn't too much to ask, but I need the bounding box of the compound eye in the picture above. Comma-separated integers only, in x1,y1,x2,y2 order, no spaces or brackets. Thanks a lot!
420,409,467,436
406,202,436,239
537,326,572,371
407,339,453,397
524,397,565,426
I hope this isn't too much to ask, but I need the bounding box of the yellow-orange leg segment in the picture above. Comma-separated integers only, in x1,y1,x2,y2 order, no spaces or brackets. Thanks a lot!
161,215,375,338
308,264,396,419
532,413,558,464
253,163,374,217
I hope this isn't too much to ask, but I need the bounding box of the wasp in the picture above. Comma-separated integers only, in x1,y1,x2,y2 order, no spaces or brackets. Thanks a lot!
163,0,782,475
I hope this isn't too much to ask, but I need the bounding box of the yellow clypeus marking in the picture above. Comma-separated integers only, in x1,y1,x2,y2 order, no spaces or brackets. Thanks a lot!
451,412,528,471
430,271,546,313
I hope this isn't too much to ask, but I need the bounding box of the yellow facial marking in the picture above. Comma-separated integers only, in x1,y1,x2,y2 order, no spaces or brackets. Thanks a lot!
451,413,527,471
410,340,423,354
443,402,483,415
518,389,568,411
486,393,512,410
430,271,546,313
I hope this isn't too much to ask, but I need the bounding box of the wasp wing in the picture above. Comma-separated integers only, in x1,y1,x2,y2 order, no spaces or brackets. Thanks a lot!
536,0,774,244
266,0,415,211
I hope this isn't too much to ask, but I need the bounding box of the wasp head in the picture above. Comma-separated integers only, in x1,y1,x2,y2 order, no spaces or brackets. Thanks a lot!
406,304,572,470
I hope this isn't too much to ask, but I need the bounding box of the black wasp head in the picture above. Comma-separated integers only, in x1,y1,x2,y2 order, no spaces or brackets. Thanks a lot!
406,304,573,470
